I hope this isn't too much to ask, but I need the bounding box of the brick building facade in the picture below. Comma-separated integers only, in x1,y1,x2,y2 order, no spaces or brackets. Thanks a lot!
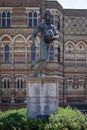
0,0,87,111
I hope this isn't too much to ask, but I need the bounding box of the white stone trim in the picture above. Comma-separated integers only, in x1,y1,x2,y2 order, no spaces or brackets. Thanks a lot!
0,7,12,13
26,7,40,13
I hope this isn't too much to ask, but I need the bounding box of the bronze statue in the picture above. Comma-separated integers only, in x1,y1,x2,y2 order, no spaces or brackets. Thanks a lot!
30,9,59,76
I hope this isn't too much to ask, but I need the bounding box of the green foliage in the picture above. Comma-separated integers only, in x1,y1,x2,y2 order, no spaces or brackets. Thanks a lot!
0,108,46,130
0,109,28,130
0,106,87,130
27,118,46,130
45,106,87,130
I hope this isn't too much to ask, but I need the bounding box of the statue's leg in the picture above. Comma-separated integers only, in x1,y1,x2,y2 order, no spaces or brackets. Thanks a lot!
34,60,46,77
33,44,50,76
30,57,45,71
30,61,36,70
30,42,50,75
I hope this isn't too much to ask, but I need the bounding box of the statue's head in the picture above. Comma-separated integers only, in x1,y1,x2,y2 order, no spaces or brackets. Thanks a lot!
44,9,52,21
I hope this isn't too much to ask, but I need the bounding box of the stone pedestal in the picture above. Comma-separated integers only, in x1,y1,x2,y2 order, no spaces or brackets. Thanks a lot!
26,76,59,118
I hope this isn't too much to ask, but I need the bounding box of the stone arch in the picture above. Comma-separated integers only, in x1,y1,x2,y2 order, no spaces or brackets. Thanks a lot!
15,74,24,82
78,76,85,80
13,34,26,61
52,41,63,55
65,41,75,51
0,34,12,42
52,41,62,62
0,35,12,61
75,41,86,64
0,34,12,47
52,40,62,48
76,41,86,50
66,76,74,80
13,34,26,44
1,74,12,82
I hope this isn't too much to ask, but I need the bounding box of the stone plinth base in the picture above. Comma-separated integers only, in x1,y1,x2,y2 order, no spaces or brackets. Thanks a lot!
26,76,59,118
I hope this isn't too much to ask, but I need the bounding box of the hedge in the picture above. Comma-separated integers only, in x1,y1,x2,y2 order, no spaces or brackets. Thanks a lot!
0,106,87,130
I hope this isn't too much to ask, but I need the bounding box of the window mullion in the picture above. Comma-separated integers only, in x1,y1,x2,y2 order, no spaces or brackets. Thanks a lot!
6,13,7,27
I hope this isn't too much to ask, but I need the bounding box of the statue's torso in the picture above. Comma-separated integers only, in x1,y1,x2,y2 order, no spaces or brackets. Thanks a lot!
38,22,54,38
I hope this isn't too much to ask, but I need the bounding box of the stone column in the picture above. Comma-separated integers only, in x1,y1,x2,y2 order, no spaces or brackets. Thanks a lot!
26,76,60,118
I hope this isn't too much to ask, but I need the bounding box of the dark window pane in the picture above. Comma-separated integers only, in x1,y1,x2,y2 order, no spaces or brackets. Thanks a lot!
4,79,6,88
21,79,23,88
31,53,36,61
15,99,24,103
29,19,32,27
33,12,37,27
49,45,54,61
49,52,54,61
34,12,37,18
4,45,10,61
58,16,60,30
31,45,36,51
29,12,32,18
2,19,6,27
7,12,10,18
2,12,6,18
7,79,10,88
17,79,19,88
7,19,10,27
58,47,60,62
4,79,10,88
17,79,23,88
1,99,11,103
34,19,37,27
49,55,54,61
31,45,36,61
5,53,9,61
5,45,9,51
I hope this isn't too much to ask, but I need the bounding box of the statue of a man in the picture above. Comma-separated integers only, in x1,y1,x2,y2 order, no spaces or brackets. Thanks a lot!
30,9,59,76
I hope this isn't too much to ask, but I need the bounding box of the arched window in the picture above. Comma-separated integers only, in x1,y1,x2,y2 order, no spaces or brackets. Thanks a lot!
67,82,73,90
31,45,36,61
57,16,60,30
34,12,37,27
4,45,10,62
4,79,10,88
28,12,38,27
78,82,84,89
4,79,6,88
1,11,11,27
49,45,54,61
17,79,23,88
2,12,6,27
7,12,11,27
29,12,32,27
58,46,60,63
